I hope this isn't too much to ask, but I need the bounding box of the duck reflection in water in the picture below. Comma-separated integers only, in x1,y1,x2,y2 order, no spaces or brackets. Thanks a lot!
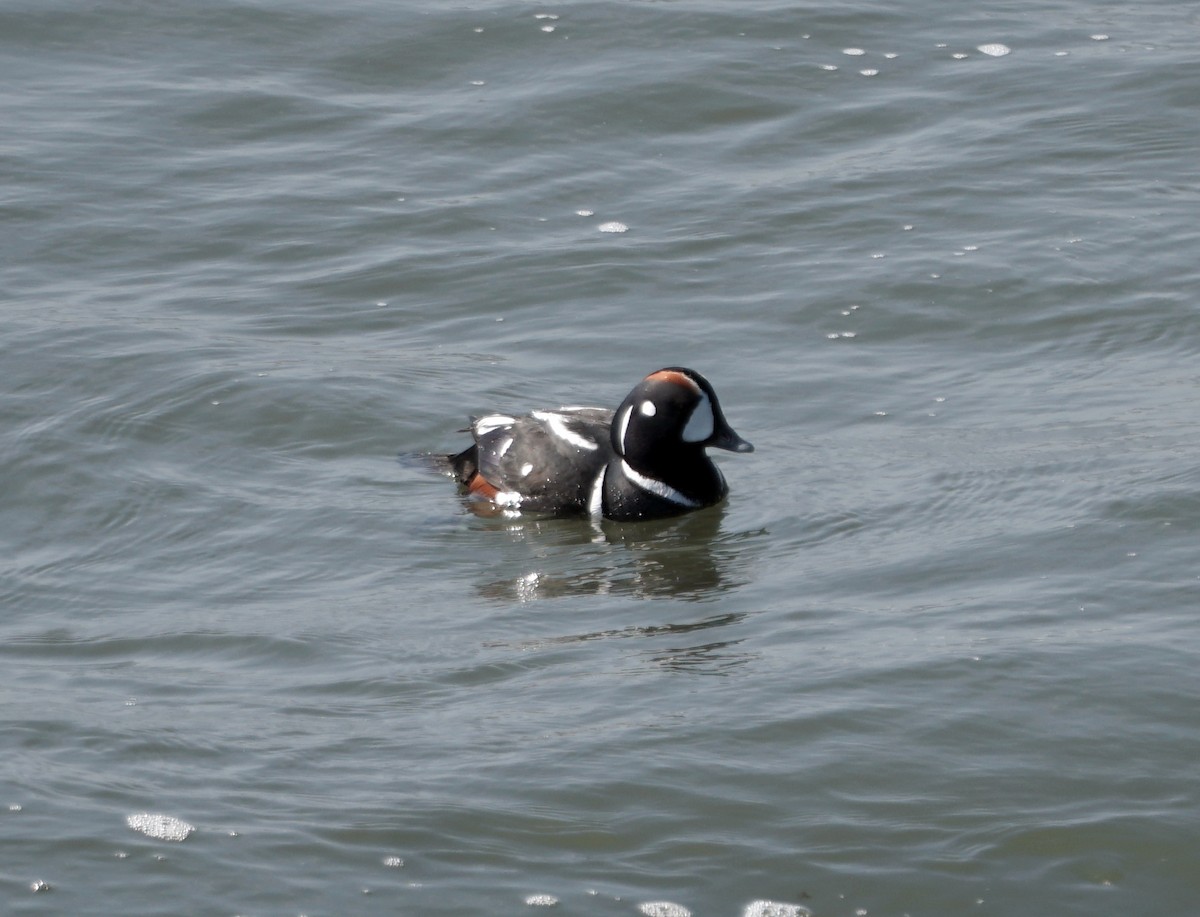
473,503,755,603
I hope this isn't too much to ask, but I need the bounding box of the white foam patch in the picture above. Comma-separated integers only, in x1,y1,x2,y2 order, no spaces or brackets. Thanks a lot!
598,221,628,233
639,904,691,917
126,813,194,842
494,491,523,507
842,47,865,56
743,901,813,917
977,43,1011,56
525,893,559,906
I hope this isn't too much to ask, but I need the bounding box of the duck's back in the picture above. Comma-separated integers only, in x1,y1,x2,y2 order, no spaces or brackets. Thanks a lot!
451,407,615,514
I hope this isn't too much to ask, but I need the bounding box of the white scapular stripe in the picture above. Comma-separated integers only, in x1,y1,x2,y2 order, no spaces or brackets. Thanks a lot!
621,460,701,507
532,410,598,451
475,414,515,436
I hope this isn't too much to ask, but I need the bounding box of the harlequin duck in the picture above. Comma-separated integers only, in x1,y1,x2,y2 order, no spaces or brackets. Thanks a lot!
448,367,753,520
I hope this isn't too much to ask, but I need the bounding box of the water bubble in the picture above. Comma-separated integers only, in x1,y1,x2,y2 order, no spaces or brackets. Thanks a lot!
884,52,898,59
977,43,1011,56
526,894,559,906
383,856,404,868
1090,34,1109,41
598,221,628,233
843,48,865,56
952,52,969,59
575,209,594,216
30,880,51,893
541,25,556,32
820,64,838,71
860,69,879,76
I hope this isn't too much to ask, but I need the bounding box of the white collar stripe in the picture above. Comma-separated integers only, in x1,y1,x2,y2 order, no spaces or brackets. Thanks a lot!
588,468,606,518
621,461,701,508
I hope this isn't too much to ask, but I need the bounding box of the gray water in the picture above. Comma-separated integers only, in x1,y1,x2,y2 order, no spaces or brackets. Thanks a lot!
4,1,1199,915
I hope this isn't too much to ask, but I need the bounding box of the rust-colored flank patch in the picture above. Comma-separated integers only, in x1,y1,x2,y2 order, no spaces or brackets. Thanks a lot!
467,473,500,500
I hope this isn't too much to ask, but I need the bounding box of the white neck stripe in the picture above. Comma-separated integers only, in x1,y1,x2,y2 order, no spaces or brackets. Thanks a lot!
621,461,701,508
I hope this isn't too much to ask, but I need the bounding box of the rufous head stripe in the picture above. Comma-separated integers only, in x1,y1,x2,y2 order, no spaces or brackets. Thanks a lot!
645,369,700,393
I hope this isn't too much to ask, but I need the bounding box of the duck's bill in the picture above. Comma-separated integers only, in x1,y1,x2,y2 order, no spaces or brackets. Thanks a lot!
711,425,754,453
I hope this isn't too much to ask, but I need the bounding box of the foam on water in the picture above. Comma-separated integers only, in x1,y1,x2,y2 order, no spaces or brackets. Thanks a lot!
125,811,193,840
743,902,813,917
125,813,194,842
639,903,691,917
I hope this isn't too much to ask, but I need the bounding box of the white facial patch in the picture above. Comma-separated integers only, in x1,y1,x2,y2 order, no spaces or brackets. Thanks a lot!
614,405,633,456
639,399,657,417
681,391,714,443
532,410,598,451
520,462,534,476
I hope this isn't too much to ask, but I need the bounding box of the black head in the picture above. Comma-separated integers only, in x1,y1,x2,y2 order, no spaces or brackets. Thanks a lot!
611,367,753,469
